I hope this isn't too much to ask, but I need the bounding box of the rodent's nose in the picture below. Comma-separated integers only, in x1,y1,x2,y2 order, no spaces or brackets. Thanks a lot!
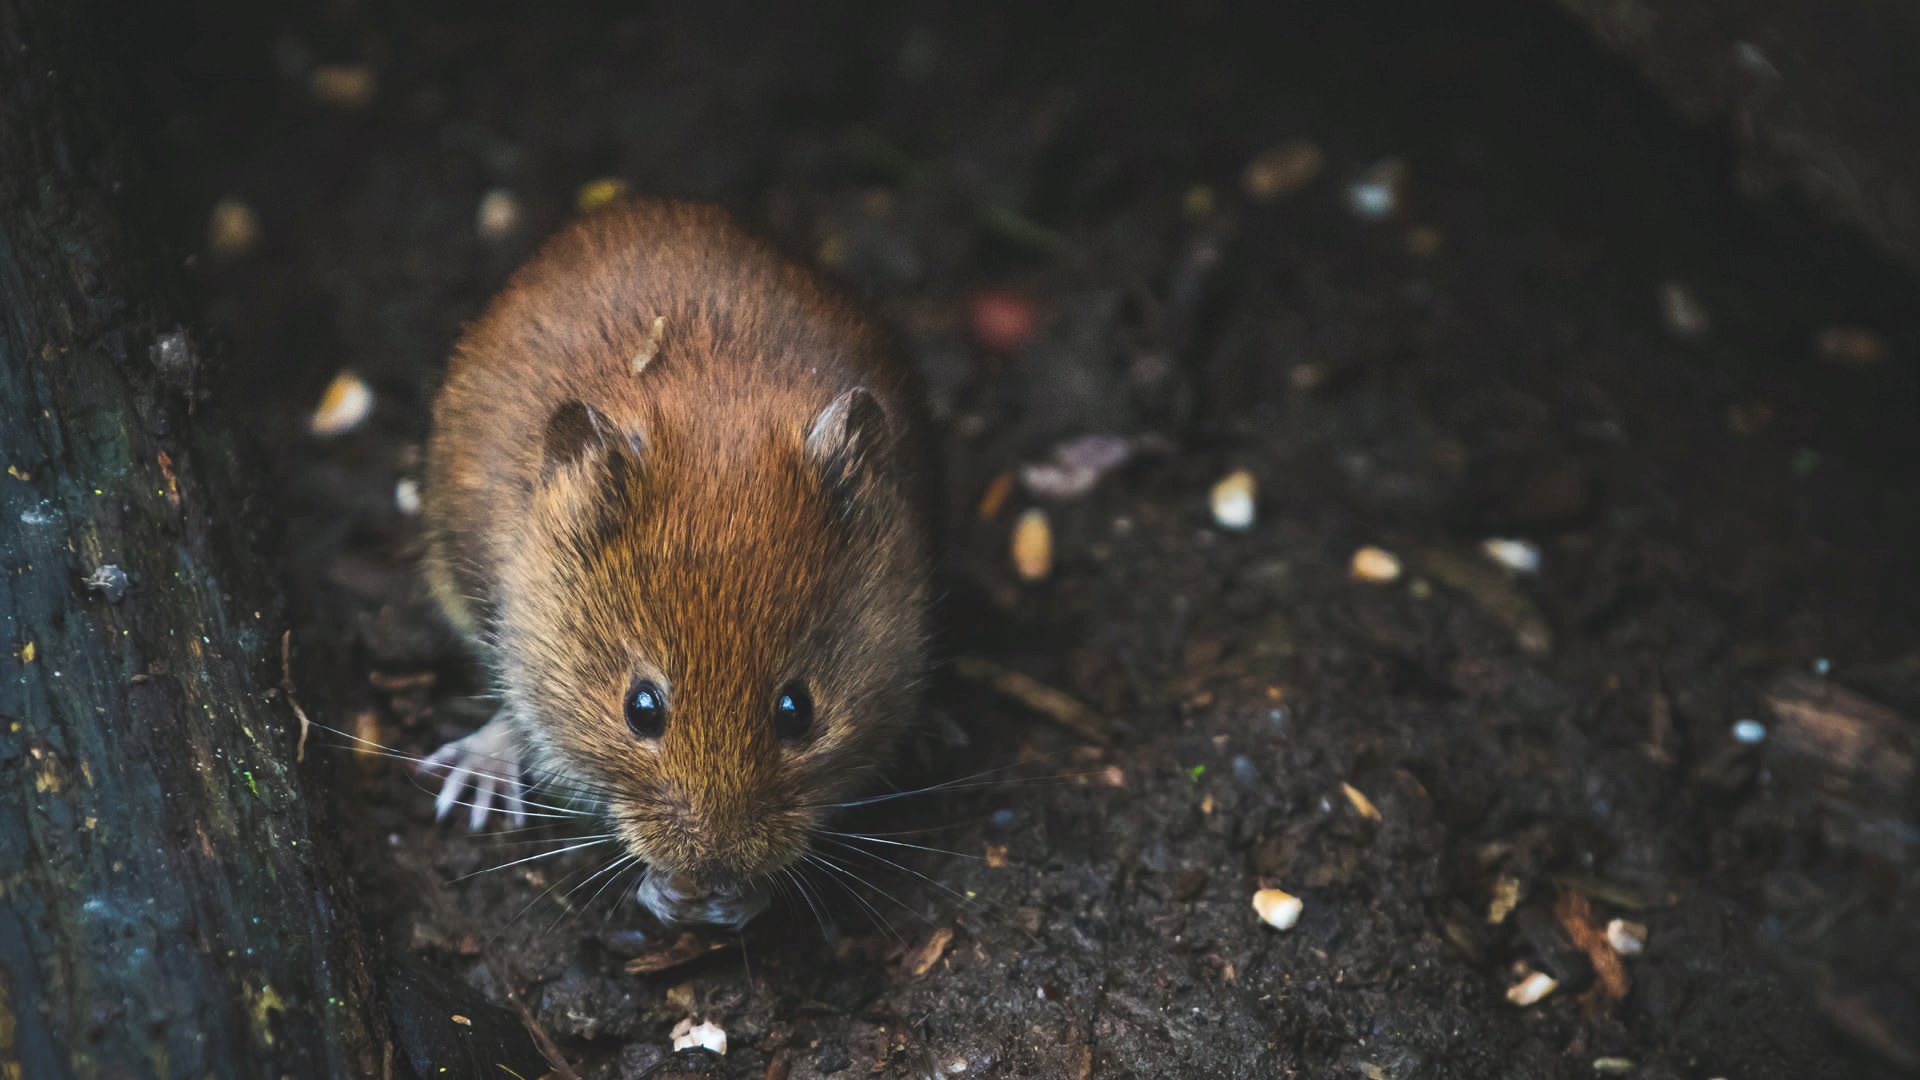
636,869,768,927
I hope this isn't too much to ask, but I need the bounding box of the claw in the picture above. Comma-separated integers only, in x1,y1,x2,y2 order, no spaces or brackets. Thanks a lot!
419,712,526,831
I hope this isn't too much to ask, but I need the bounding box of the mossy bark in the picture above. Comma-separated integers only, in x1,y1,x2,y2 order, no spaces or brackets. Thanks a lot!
0,0,387,1074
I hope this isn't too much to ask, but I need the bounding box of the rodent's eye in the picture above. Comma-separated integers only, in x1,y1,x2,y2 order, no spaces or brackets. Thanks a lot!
625,679,667,740
773,681,813,741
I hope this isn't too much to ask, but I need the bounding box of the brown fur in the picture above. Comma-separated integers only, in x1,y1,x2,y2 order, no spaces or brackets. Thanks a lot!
424,199,931,888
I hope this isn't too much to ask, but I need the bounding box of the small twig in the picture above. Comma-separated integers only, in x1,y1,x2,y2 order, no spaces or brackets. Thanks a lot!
491,960,578,1080
281,629,312,763
407,855,580,1080
953,656,1109,746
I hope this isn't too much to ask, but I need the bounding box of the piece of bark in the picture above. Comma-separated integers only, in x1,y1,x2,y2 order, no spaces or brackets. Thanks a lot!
0,0,386,1074
1763,673,1916,809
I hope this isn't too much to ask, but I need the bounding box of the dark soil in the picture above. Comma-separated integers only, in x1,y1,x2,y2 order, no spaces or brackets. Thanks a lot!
151,0,1920,1077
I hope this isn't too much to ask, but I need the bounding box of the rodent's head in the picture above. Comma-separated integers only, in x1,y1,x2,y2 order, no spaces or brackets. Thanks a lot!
499,386,928,927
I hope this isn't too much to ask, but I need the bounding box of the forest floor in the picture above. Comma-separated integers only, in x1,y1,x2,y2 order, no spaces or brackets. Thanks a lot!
157,0,1920,1076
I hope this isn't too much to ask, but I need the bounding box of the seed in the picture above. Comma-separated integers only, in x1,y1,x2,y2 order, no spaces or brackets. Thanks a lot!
1481,538,1541,574
475,188,521,241
309,371,373,437
1011,508,1053,581
1210,469,1257,530
449,1014,471,1027
1814,326,1887,366
1658,280,1711,340
1252,888,1303,930
1340,782,1382,822
670,1017,727,1055
968,289,1039,353
1349,545,1402,584
631,315,666,374
1346,158,1406,221
308,64,376,108
1506,970,1558,1006
1605,918,1647,956
1731,719,1767,744
207,198,261,261
1242,139,1324,202
575,177,629,214
394,478,422,516
1487,876,1522,925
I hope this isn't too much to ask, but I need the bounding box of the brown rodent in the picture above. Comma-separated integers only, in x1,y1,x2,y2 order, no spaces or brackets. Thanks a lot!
420,199,932,926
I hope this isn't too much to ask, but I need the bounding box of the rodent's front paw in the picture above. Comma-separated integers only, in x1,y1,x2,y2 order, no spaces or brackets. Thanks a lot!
418,716,529,830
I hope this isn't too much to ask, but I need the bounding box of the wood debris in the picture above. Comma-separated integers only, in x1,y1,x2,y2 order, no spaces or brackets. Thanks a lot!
953,656,1109,745
622,932,732,975
907,926,955,976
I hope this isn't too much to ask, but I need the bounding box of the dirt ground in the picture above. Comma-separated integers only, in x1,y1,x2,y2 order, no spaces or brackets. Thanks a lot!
152,0,1920,1076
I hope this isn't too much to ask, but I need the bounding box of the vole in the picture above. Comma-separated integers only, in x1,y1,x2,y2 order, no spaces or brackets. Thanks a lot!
420,199,932,926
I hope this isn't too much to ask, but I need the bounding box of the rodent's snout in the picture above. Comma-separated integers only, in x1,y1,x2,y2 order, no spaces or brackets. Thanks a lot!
635,867,769,928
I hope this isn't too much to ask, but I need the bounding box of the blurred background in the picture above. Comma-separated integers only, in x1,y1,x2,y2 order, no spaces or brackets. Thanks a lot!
129,0,1920,1075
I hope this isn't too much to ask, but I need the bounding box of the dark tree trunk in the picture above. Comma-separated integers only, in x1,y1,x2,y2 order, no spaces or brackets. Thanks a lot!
0,0,388,1074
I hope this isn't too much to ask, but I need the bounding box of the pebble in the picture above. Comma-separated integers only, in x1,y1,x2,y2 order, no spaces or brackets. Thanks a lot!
1731,719,1767,744
1021,434,1132,499
1011,508,1053,581
83,564,130,603
475,188,522,241
1349,545,1402,584
1480,538,1541,574
1346,158,1406,221
1659,280,1711,340
207,198,261,261
1604,918,1646,956
309,371,374,437
1209,469,1257,530
1241,139,1324,202
1814,325,1888,366
308,64,376,108
1505,970,1558,1007
670,1017,727,1055
1252,888,1303,930
394,478,422,516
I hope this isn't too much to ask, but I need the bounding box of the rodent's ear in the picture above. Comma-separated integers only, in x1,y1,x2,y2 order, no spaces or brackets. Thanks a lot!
805,387,893,495
542,399,641,476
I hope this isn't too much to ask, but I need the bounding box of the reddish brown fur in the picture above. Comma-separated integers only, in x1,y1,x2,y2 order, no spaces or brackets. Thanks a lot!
424,199,931,891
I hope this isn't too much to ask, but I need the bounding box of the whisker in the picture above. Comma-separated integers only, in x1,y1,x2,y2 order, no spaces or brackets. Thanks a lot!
598,859,649,926
818,832,985,861
820,837,978,909
307,722,618,807
495,859,600,942
545,853,639,934
800,762,1030,810
451,837,613,882
808,849,934,930
804,852,903,946
807,768,1097,811
304,719,626,808
782,864,833,944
